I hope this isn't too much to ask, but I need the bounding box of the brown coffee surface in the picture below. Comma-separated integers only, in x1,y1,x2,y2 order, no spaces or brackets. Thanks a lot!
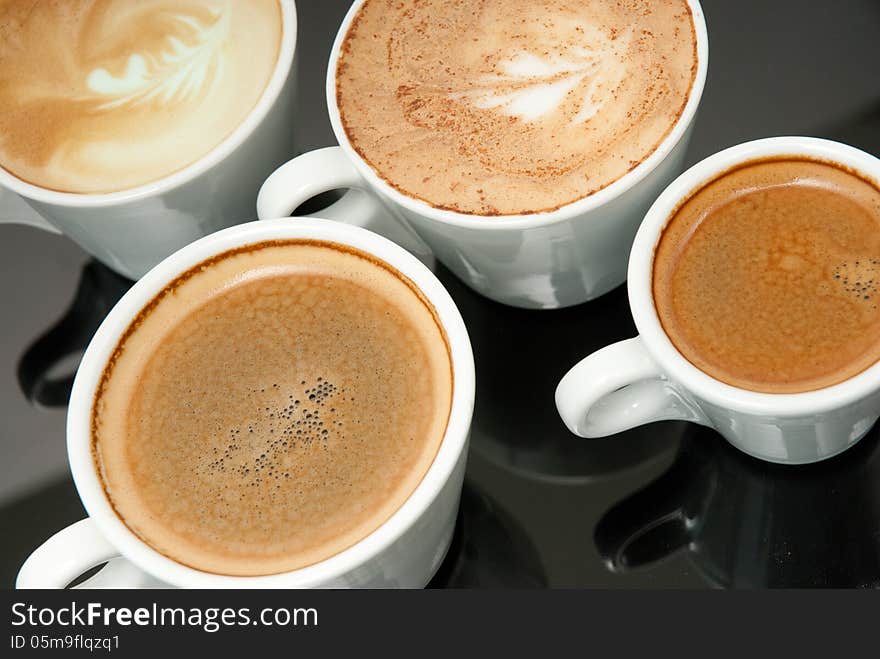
0,0,281,193
336,0,698,216
92,241,453,576
654,158,880,394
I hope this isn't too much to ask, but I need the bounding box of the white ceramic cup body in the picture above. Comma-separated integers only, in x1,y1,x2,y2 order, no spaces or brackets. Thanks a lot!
556,137,880,465
16,217,475,588
257,0,709,309
0,1,298,281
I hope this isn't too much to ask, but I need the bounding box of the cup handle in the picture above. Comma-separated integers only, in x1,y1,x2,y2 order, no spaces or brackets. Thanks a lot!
555,337,711,437
16,519,120,589
0,186,61,234
257,146,434,267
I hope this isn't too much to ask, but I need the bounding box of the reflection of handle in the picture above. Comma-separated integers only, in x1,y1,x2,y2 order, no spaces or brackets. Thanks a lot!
594,467,695,571
0,186,61,233
17,519,120,589
257,146,434,267
556,337,710,437
74,558,167,589
17,261,132,407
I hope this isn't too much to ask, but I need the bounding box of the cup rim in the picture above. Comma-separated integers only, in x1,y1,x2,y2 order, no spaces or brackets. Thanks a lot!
628,135,880,417
324,0,709,230
66,217,476,587
0,0,298,208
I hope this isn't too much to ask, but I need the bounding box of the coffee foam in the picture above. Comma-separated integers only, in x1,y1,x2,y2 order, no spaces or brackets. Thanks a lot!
92,241,453,576
653,158,880,394
0,0,281,193
336,0,698,215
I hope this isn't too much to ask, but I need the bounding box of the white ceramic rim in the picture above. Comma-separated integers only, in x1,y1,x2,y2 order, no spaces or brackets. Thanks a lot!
0,1,298,208
325,0,709,229
66,217,476,588
629,136,880,417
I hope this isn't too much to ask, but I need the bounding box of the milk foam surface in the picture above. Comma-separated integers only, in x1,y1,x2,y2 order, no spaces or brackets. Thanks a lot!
336,0,698,215
92,241,453,576
0,0,281,193
654,158,880,394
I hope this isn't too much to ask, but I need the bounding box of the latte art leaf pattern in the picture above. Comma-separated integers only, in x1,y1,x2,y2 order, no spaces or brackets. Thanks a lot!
0,0,281,193
86,6,230,110
337,0,698,215
450,27,632,125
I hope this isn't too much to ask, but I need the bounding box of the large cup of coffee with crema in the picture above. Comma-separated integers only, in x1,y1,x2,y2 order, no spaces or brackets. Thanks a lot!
16,217,475,588
556,137,880,465
257,0,708,309
0,0,297,280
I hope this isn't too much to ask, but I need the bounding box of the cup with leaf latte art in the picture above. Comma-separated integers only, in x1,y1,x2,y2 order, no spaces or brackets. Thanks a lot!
258,0,707,308
0,0,282,194
0,0,294,280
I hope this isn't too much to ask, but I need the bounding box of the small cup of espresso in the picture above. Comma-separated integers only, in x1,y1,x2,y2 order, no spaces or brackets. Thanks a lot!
556,136,880,464
17,217,475,588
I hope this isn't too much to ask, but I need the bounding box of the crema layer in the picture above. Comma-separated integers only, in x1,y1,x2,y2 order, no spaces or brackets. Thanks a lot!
654,158,880,393
93,241,453,575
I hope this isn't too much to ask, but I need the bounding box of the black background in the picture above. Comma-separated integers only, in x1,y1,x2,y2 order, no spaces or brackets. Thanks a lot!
2,0,880,589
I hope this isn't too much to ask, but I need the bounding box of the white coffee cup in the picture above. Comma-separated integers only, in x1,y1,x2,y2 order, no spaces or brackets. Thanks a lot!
556,136,880,465
256,0,709,310
0,1,298,281
16,217,475,588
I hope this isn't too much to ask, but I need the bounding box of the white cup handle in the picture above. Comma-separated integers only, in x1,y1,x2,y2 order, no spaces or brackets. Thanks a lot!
0,186,61,234
556,337,711,437
257,146,434,267
16,518,120,589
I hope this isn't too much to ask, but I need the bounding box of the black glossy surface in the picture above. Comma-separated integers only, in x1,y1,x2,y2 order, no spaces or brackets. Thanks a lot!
1,0,880,588
596,425,880,589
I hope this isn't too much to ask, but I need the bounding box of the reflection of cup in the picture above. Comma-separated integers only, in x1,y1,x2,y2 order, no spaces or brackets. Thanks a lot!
595,425,880,588
557,137,880,464
256,0,708,309
17,262,132,408
423,482,547,588
0,1,297,280
438,271,681,482
17,217,475,588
